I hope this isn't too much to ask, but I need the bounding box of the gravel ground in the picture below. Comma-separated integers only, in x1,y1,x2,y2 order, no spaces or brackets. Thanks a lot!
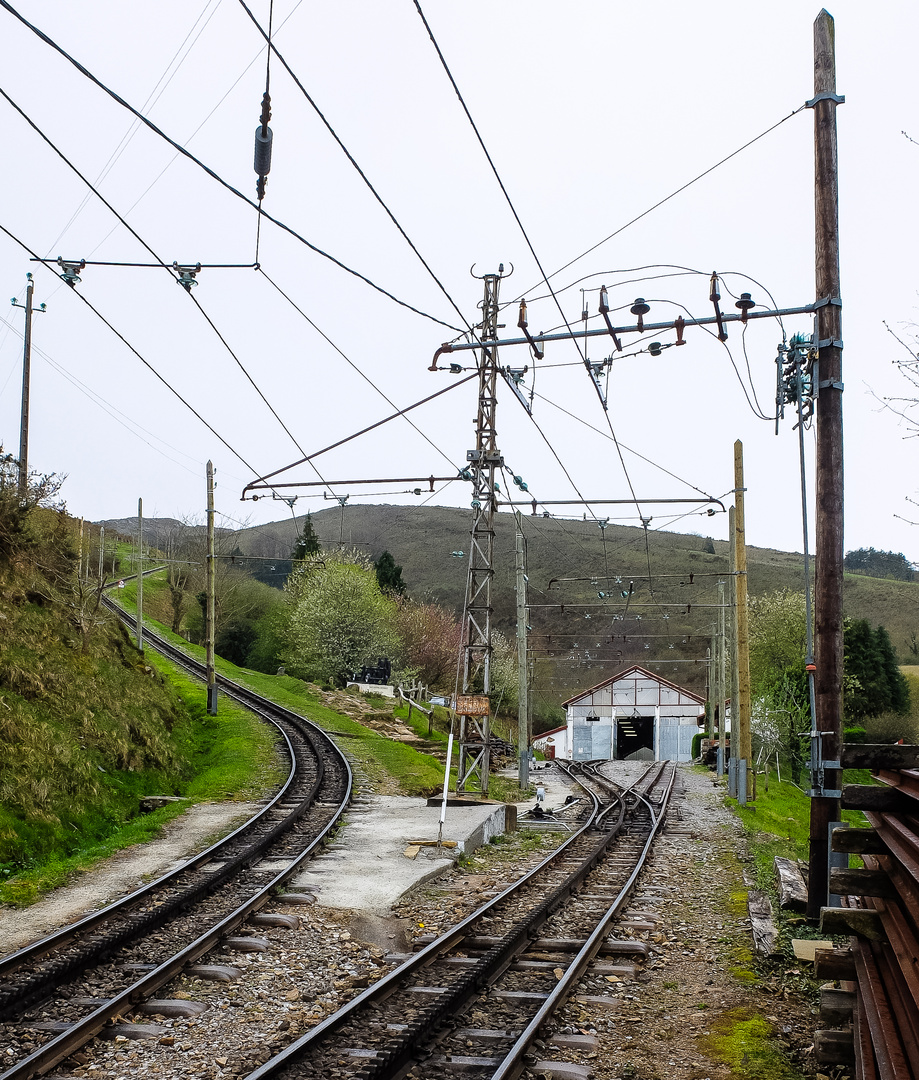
5,764,823,1080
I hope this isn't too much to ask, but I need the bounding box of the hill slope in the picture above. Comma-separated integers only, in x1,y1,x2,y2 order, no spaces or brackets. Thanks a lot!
224,504,919,694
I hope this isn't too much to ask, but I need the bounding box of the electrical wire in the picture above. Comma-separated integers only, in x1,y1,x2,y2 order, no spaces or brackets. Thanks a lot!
0,219,295,490
526,386,720,502
43,0,224,258
57,0,307,294
0,85,321,469
0,312,202,475
238,0,476,337
513,105,809,302
0,0,464,333
256,267,464,472
411,2,577,333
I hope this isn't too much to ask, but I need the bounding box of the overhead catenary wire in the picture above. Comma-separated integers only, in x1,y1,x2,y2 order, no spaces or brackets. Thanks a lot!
512,104,809,303
0,86,313,449
42,0,225,259
238,0,476,338
0,222,267,479
0,313,203,476
411,0,584,361
411,0,654,527
47,0,307,297
255,267,467,477
0,0,464,333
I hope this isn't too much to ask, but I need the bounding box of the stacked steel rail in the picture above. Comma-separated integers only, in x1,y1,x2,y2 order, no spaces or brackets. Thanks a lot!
241,760,676,1080
0,615,352,1080
814,742,919,1078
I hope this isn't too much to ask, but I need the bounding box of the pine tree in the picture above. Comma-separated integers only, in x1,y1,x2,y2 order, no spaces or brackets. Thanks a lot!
844,619,885,720
876,625,911,716
291,515,321,561
374,550,406,595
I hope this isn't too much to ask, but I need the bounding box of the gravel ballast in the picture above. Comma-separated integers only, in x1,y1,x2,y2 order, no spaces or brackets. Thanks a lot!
1,764,822,1079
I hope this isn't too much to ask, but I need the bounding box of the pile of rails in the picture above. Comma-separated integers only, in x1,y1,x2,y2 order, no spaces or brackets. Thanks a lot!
814,743,919,1079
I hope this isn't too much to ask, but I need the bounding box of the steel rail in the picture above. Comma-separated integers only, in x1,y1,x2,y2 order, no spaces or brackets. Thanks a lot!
243,766,609,1079
0,712,297,979
492,761,675,1080
0,614,353,1080
245,761,671,1080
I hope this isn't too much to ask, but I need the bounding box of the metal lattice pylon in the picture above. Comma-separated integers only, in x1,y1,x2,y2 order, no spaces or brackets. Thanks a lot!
456,271,504,794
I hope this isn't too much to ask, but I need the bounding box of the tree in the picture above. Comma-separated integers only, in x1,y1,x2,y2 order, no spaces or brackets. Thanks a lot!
292,515,321,561
748,589,810,782
0,447,69,576
844,619,910,719
280,551,399,686
374,550,406,595
843,547,915,581
393,599,460,689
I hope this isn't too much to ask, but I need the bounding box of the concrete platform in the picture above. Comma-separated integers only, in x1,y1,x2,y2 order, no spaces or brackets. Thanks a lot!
288,795,507,914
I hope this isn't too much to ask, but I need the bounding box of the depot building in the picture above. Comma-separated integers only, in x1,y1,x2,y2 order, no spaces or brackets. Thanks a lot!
557,665,705,762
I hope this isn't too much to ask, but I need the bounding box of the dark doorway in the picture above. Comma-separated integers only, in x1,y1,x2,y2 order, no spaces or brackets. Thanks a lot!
616,715,654,759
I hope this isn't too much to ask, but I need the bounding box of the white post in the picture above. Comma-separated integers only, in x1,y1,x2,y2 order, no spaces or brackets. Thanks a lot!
437,733,455,846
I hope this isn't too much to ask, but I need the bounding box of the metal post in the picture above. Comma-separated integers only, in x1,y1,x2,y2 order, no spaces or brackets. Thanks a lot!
457,271,504,794
734,441,753,803
136,497,144,653
515,512,530,790
98,524,105,583
808,8,844,919
206,461,218,715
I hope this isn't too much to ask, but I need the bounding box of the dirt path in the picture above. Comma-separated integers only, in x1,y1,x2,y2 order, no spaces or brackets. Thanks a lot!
0,803,258,954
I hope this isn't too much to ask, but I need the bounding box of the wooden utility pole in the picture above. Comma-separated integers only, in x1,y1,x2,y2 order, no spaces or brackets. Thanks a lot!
733,441,753,803
729,507,739,767
136,497,144,653
718,578,727,776
206,461,218,716
515,512,530,790
808,8,844,919
11,274,44,497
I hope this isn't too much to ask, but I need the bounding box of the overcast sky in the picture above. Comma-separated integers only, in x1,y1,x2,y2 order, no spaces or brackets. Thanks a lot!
1,0,917,564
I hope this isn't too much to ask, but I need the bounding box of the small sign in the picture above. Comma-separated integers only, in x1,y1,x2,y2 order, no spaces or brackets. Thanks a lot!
455,694,490,716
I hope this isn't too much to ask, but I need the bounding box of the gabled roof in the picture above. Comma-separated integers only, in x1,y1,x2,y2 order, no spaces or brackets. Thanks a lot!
531,725,567,741
561,664,705,708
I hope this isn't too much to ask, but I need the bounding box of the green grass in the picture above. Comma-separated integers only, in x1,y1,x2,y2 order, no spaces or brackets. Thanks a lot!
700,1007,805,1080
724,768,870,890
0,658,284,907
111,604,457,799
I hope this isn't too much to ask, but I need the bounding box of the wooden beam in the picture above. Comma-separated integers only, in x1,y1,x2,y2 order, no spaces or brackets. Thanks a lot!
841,785,914,812
819,907,885,940
841,743,919,769
831,827,888,854
815,947,856,980
829,868,898,899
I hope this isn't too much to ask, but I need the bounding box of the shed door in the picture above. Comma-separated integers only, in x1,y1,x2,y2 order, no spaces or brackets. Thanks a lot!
658,718,695,762
572,723,594,760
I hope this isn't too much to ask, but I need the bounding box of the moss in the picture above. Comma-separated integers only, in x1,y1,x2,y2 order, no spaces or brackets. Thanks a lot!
699,1007,804,1079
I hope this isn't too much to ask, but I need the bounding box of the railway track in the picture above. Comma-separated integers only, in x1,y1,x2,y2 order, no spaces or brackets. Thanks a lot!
238,759,676,1080
0,612,353,1080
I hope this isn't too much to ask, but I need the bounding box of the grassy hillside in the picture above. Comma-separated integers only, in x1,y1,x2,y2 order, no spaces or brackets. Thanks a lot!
223,504,919,702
